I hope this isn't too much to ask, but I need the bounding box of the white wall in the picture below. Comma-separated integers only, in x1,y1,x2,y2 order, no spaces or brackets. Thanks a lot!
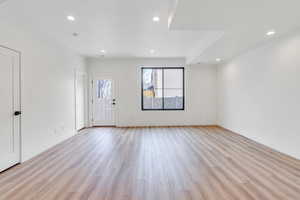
217,29,300,159
0,6,87,162
87,58,217,127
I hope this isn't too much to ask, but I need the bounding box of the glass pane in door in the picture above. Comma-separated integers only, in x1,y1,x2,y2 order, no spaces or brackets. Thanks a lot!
97,80,112,99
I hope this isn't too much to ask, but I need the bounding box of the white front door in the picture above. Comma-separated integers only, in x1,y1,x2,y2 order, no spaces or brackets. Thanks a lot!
0,46,21,172
92,79,116,126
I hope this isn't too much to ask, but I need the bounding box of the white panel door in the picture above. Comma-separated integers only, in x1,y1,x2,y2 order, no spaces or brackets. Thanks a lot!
92,79,116,126
75,72,86,130
0,46,21,172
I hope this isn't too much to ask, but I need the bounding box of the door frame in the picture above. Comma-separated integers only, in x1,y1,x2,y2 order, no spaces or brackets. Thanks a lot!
0,45,22,164
74,69,88,132
89,76,117,127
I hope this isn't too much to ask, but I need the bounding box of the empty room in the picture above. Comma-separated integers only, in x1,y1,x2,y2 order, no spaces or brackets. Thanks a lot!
1,0,300,199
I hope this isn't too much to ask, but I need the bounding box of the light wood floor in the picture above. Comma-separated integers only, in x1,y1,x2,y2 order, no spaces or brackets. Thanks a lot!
1,127,300,200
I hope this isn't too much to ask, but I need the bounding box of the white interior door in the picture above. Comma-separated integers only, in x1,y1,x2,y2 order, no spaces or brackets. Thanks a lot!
92,79,116,126
75,72,86,131
0,46,21,172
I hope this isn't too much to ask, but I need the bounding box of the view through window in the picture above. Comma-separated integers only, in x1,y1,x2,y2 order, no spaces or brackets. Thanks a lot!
141,67,184,110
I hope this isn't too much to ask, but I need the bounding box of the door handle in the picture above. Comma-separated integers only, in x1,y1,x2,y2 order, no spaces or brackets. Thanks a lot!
112,103,116,105
14,111,22,116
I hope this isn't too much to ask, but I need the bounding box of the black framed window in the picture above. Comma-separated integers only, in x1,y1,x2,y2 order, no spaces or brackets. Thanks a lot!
141,67,184,110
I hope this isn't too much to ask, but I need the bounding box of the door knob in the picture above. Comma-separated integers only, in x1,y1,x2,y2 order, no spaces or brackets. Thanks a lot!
14,111,22,116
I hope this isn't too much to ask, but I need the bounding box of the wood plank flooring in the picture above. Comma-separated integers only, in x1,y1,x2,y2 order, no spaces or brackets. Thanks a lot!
1,126,300,200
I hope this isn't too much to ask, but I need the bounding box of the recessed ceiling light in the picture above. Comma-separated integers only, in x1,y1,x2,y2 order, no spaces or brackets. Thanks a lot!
150,49,155,54
152,16,160,22
216,58,221,62
67,15,75,21
266,30,276,36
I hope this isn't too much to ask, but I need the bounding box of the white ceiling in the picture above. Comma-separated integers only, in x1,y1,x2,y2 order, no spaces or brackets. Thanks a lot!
0,0,221,59
170,0,300,63
1,0,300,63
